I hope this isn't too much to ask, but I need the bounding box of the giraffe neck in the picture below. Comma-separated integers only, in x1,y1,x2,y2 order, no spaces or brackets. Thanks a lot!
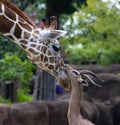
0,2,43,67
0,2,37,45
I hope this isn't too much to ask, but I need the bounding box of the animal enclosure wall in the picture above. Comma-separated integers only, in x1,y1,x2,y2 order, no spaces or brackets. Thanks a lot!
0,79,20,102
33,69,56,101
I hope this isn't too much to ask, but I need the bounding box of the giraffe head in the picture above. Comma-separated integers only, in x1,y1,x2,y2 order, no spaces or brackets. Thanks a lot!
22,17,77,90
25,16,67,75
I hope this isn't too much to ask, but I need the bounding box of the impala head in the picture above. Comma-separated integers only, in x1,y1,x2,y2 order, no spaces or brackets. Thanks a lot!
57,65,103,91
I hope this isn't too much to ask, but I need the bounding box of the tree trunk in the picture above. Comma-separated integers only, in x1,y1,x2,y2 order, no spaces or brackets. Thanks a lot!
0,79,20,102
33,68,56,101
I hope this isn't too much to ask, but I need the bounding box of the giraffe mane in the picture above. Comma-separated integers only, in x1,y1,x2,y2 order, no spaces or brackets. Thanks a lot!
0,0,36,28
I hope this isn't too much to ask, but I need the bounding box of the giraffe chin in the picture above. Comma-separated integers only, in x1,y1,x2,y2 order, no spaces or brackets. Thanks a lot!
58,78,71,91
56,64,72,91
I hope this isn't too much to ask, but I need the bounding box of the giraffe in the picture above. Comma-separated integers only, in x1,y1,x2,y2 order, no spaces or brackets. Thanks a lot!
0,0,71,90
0,1,104,124
65,66,102,125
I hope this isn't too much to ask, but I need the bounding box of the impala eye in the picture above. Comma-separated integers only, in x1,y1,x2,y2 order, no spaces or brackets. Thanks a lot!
72,70,79,76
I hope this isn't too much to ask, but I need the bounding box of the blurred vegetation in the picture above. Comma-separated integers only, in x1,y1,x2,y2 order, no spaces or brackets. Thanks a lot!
0,0,120,103
0,53,35,103
0,53,35,83
61,0,120,65
0,96,11,104
17,89,32,103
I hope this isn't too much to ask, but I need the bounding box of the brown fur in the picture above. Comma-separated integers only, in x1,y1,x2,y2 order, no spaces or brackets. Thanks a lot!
0,0,36,28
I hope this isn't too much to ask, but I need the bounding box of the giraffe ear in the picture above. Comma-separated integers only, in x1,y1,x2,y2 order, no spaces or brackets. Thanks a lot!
50,30,67,39
40,30,67,40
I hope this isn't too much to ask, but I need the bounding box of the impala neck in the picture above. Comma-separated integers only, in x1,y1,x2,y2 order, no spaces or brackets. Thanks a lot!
68,84,82,125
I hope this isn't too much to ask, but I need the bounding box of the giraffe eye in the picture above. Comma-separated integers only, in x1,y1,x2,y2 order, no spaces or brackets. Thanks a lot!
72,70,79,76
52,45,61,52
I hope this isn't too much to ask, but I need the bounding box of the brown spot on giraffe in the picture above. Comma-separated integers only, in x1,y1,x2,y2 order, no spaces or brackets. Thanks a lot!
29,48,34,53
40,54,44,62
45,63,48,67
19,21,32,31
31,56,39,62
44,56,48,63
14,23,22,39
29,48,39,55
48,65,54,70
30,38,33,42
49,57,55,63
36,46,40,51
0,15,13,34
24,32,31,39
34,30,39,34
20,40,28,44
47,50,51,56
53,69,59,76
33,34,37,39
21,44,27,49
4,4,16,21
6,35,15,41
41,46,47,53
31,44,37,48
18,16,26,24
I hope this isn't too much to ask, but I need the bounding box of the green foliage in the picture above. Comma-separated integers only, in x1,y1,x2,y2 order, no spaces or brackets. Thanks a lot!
0,53,35,83
65,44,98,65
61,0,120,65
0,90,32,104
25,0,46,20
10,0,37,10
17,89,32,103
0,36,27,59
0,96,11,104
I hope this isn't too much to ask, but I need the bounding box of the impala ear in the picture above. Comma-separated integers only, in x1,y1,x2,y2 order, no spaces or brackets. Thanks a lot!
40,30,67,40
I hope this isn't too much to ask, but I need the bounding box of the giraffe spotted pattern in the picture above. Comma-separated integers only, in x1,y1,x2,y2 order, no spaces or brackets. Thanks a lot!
0,2,64,77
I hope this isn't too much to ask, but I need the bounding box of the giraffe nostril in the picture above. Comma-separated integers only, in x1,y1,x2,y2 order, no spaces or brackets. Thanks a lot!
52,45,61,52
